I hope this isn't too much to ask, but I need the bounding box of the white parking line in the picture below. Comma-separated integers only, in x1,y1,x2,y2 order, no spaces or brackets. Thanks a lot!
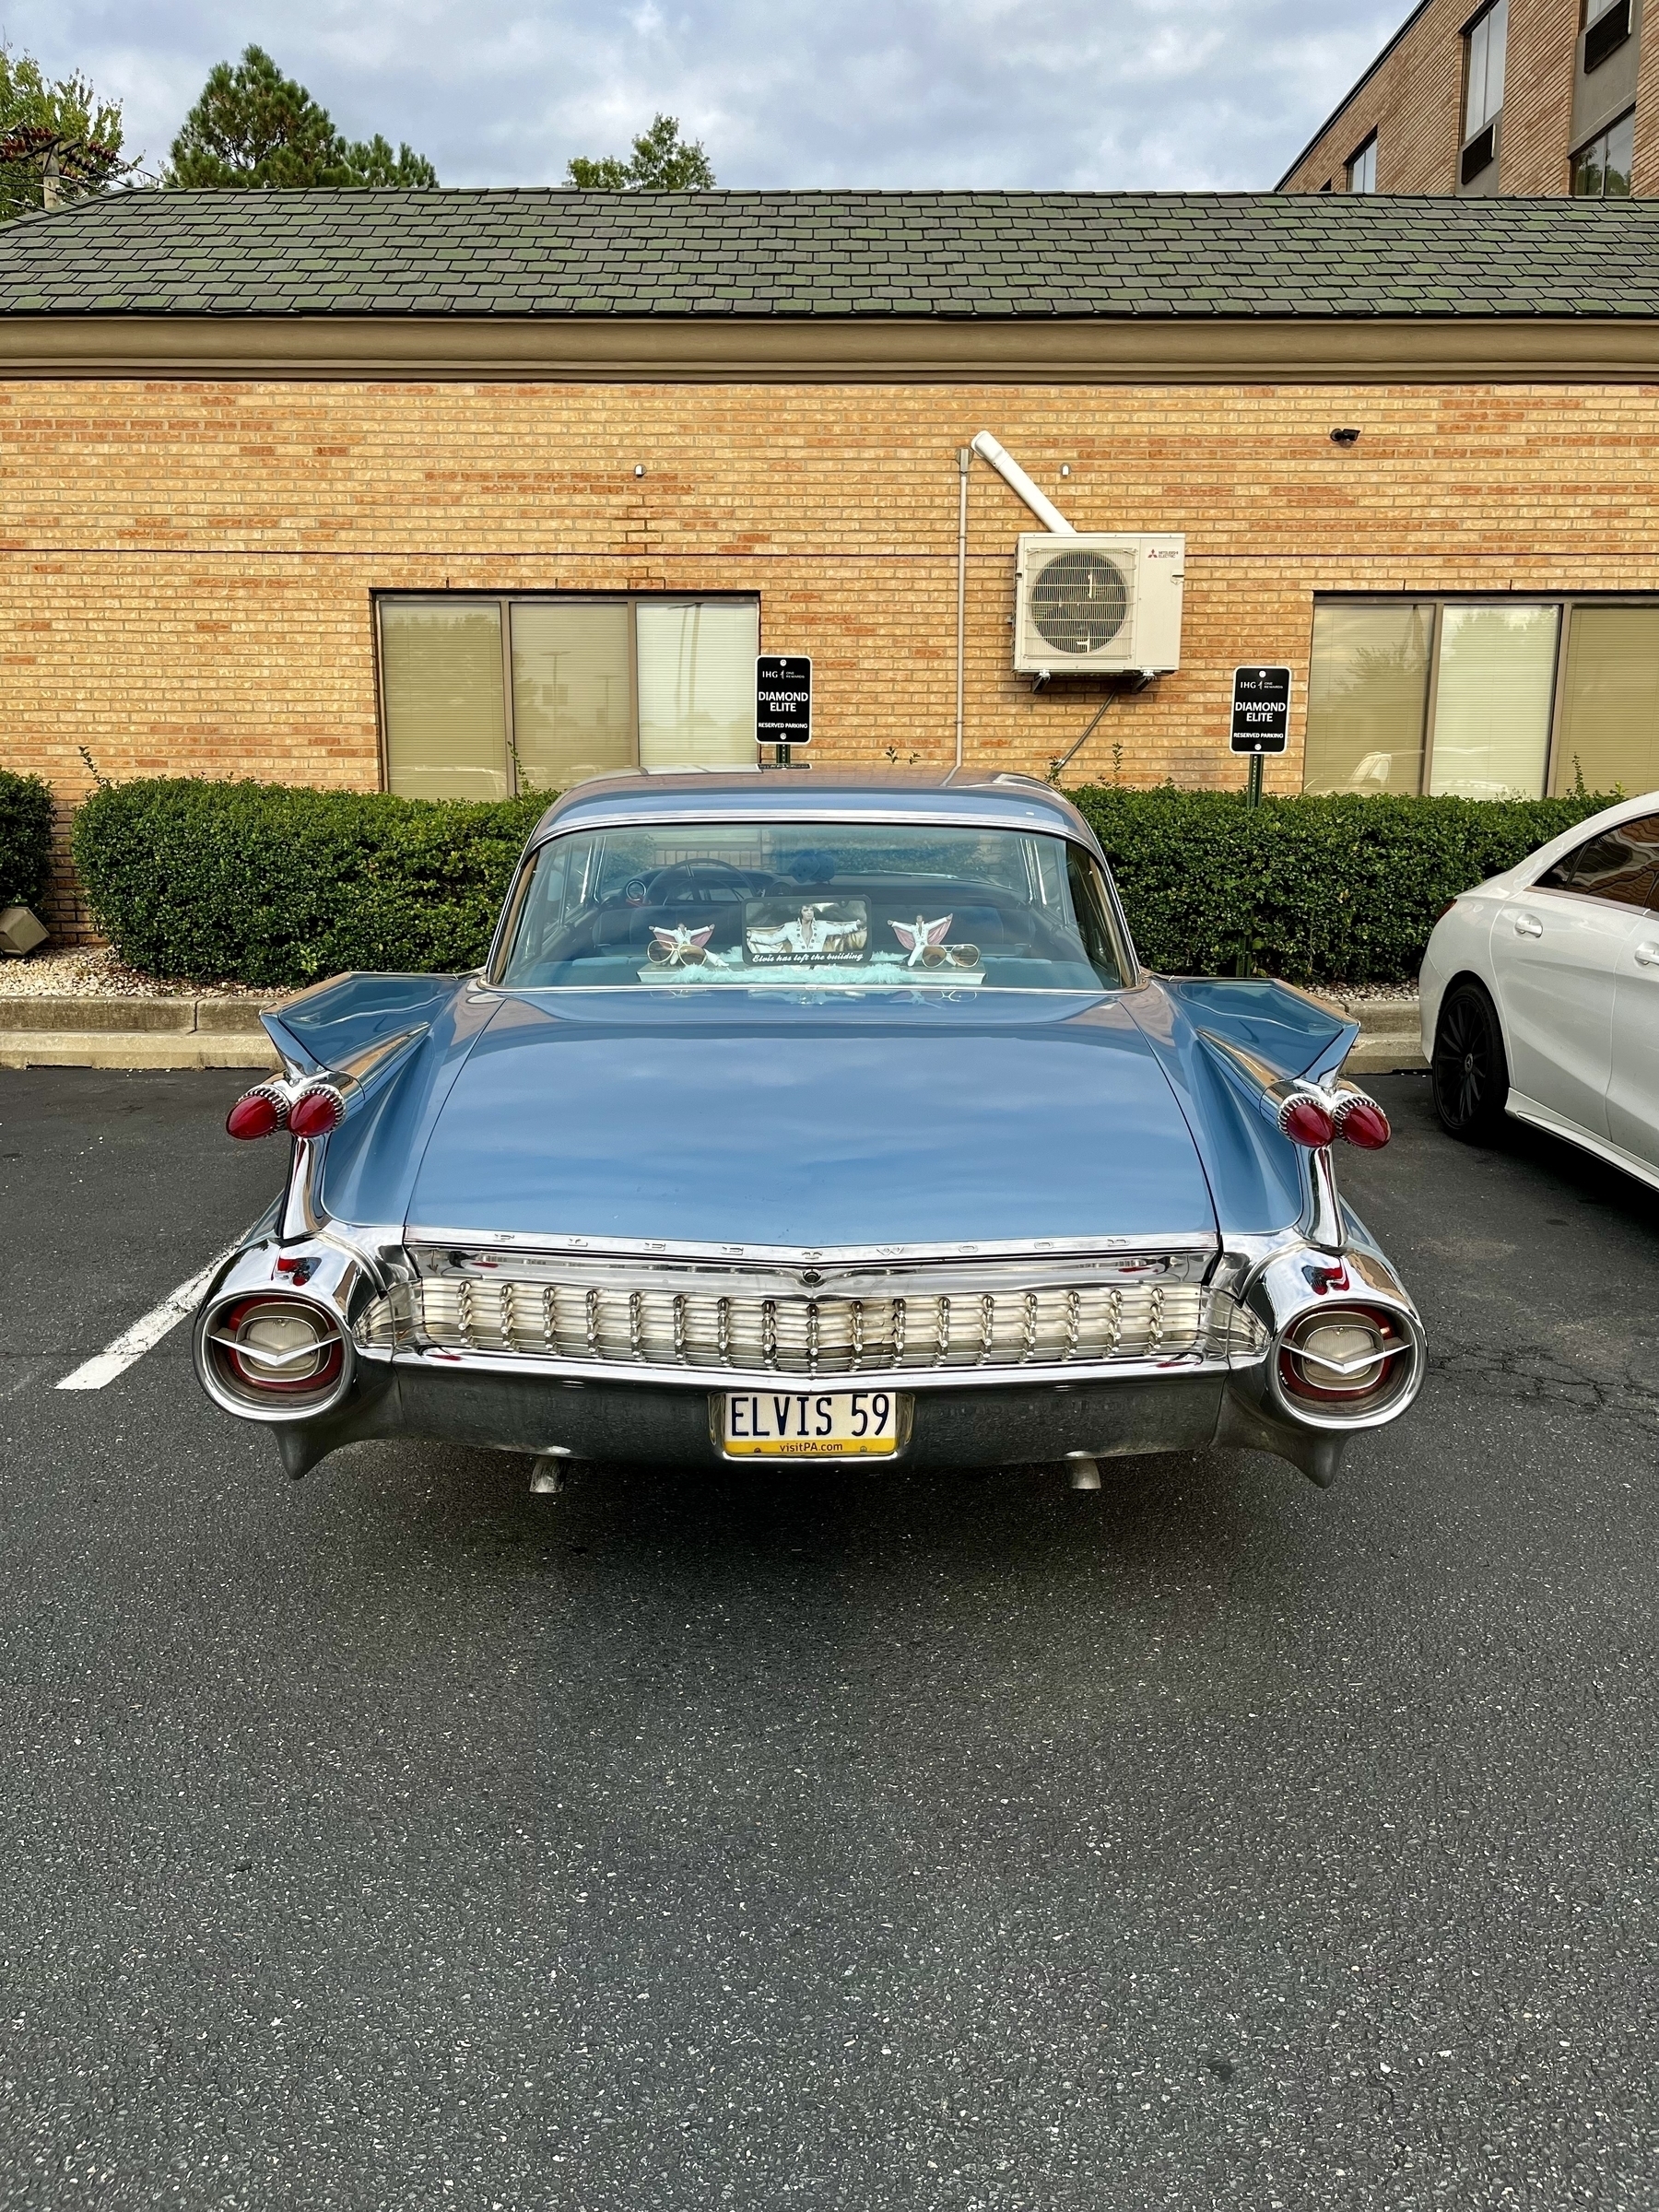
56,1244,242,1392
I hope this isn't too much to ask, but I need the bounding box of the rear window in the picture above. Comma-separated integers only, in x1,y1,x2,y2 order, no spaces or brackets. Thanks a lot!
494,822,1125,993
1535,813,1659,909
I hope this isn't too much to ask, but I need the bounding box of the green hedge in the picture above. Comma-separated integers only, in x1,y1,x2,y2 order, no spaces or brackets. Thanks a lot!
70,773,1622,990
1071,785,1615,985
72,778,551,988
0,769,53,912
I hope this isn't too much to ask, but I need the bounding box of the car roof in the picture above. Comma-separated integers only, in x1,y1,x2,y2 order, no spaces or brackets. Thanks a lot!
527,768,1102,852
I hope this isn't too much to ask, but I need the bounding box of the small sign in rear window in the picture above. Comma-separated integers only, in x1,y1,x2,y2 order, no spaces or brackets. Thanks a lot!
1230,665,1291,754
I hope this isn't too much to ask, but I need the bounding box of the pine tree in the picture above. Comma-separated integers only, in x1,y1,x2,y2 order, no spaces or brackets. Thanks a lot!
568,114,714,192
0,48,135,219
165,46,437,190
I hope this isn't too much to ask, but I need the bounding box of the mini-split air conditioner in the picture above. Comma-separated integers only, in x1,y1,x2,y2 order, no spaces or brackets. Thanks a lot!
1013,532,1185,676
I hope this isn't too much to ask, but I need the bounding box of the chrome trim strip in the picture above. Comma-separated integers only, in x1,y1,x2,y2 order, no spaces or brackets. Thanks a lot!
401,1225,1223,1265
1505,1093,1659,1194
527,804,1107,858
206,1332,338,1372
360,1345,1250,1392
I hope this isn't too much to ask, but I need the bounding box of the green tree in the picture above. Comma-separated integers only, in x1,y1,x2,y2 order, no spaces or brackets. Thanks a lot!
165,45,437,189
0,47,135,219
568,113,714,191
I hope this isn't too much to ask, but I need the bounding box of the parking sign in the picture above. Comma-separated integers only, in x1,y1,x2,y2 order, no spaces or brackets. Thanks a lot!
1230,666,1291,755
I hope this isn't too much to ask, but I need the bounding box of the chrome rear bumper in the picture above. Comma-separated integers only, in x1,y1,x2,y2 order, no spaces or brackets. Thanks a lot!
192,1222,1424,1488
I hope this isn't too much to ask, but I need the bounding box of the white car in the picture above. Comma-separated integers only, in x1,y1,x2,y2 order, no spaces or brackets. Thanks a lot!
1420,791,1659,1187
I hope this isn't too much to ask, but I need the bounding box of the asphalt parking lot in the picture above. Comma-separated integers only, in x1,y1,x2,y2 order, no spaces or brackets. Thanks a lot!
3,1066,1657,2211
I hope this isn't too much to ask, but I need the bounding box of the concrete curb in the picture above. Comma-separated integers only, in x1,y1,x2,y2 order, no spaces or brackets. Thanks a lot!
0,988,1429,1075
0,994,280,1071
1332,996,1425,1076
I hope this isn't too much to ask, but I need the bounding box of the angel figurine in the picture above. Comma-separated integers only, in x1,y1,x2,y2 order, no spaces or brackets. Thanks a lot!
647,923,722,968
888,914,954,968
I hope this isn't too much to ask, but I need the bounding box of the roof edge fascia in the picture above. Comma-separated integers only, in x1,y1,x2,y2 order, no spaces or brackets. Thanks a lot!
1273,0,1436,190
0,312,1655,384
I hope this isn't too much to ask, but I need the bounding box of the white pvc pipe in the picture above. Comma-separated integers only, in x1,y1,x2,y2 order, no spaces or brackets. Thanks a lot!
970,430,1076,535
954,446,970,770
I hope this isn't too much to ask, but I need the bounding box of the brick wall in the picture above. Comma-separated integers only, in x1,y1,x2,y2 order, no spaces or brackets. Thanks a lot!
7,373,1659,939
1280,0,1583,195
1500,0,1582,191
1634,6,1659,184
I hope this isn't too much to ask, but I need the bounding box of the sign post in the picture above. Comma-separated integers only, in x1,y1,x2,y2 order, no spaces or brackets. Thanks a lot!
757,655,812,767
1229,665,1291,973
1230,665,1291,811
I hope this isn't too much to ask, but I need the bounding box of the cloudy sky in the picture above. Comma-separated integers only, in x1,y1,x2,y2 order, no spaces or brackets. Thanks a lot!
18,0,1401,192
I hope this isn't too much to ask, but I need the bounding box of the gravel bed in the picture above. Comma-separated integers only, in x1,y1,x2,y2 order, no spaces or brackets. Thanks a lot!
0,947,265,1000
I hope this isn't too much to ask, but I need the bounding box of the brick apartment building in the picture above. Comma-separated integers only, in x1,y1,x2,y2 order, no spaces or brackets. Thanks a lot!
1279,0,1656,200
6,188,1659,932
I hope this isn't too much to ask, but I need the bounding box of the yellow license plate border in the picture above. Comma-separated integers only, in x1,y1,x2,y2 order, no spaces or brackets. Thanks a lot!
714,1386,911,1460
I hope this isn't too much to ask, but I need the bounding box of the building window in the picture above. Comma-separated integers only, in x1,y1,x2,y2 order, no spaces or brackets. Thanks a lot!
378,594,760,800
1346,135,1377,193
1571,108,1635,195
1304,596,1659,800
1462,0,1507,183
1429,604,1559,798
1555,606,1659,791
1305,603,1434,794
1583,0,1631,73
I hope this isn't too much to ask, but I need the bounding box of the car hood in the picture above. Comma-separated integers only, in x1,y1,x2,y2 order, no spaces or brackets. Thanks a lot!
405,989,1218,1250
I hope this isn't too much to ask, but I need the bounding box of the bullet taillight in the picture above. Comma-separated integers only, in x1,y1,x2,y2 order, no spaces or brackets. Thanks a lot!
288,1086,346,1138
1334,1094,1391,1149
1278,1095,1335,1148
226,1086,288,1141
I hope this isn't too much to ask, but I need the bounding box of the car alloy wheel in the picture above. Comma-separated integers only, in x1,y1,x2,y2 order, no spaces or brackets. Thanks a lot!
1431,982,1509,1142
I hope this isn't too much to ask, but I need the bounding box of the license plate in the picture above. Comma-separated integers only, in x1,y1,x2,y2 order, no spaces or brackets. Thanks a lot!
722,1388,901,1457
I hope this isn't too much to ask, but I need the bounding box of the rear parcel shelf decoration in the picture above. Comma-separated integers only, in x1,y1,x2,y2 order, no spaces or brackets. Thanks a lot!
648,923,723,968
745,899,868,961
888,914,981,971
194,769,1424,1493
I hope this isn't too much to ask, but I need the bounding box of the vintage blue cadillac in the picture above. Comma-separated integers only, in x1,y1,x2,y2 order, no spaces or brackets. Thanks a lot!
194,771,1423,1489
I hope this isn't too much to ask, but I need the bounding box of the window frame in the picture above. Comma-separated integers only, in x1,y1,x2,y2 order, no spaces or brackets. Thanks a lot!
1461,0,1508,182
1571,106,1636,195
1583,0,1631,70
1302,593,1659,800
486,821,1137,994
372,589,764,798
1346,134,1378,192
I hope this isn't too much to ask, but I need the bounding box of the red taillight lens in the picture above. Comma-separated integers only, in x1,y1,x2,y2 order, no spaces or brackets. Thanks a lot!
1335,1095,1391,1149
226,1086,287,1141
288,1086,345,1138
1279,1095,1335,1148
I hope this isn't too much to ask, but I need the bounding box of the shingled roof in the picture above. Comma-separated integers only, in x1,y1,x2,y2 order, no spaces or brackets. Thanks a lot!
4,187,1658,321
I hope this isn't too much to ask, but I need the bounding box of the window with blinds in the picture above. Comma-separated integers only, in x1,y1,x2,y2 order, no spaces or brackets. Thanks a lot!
1555,607,1659,794
379,601,511,803
1304,598,1659,801
1428,605,1559,799
380,595,759,800
1303,603,1433,794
